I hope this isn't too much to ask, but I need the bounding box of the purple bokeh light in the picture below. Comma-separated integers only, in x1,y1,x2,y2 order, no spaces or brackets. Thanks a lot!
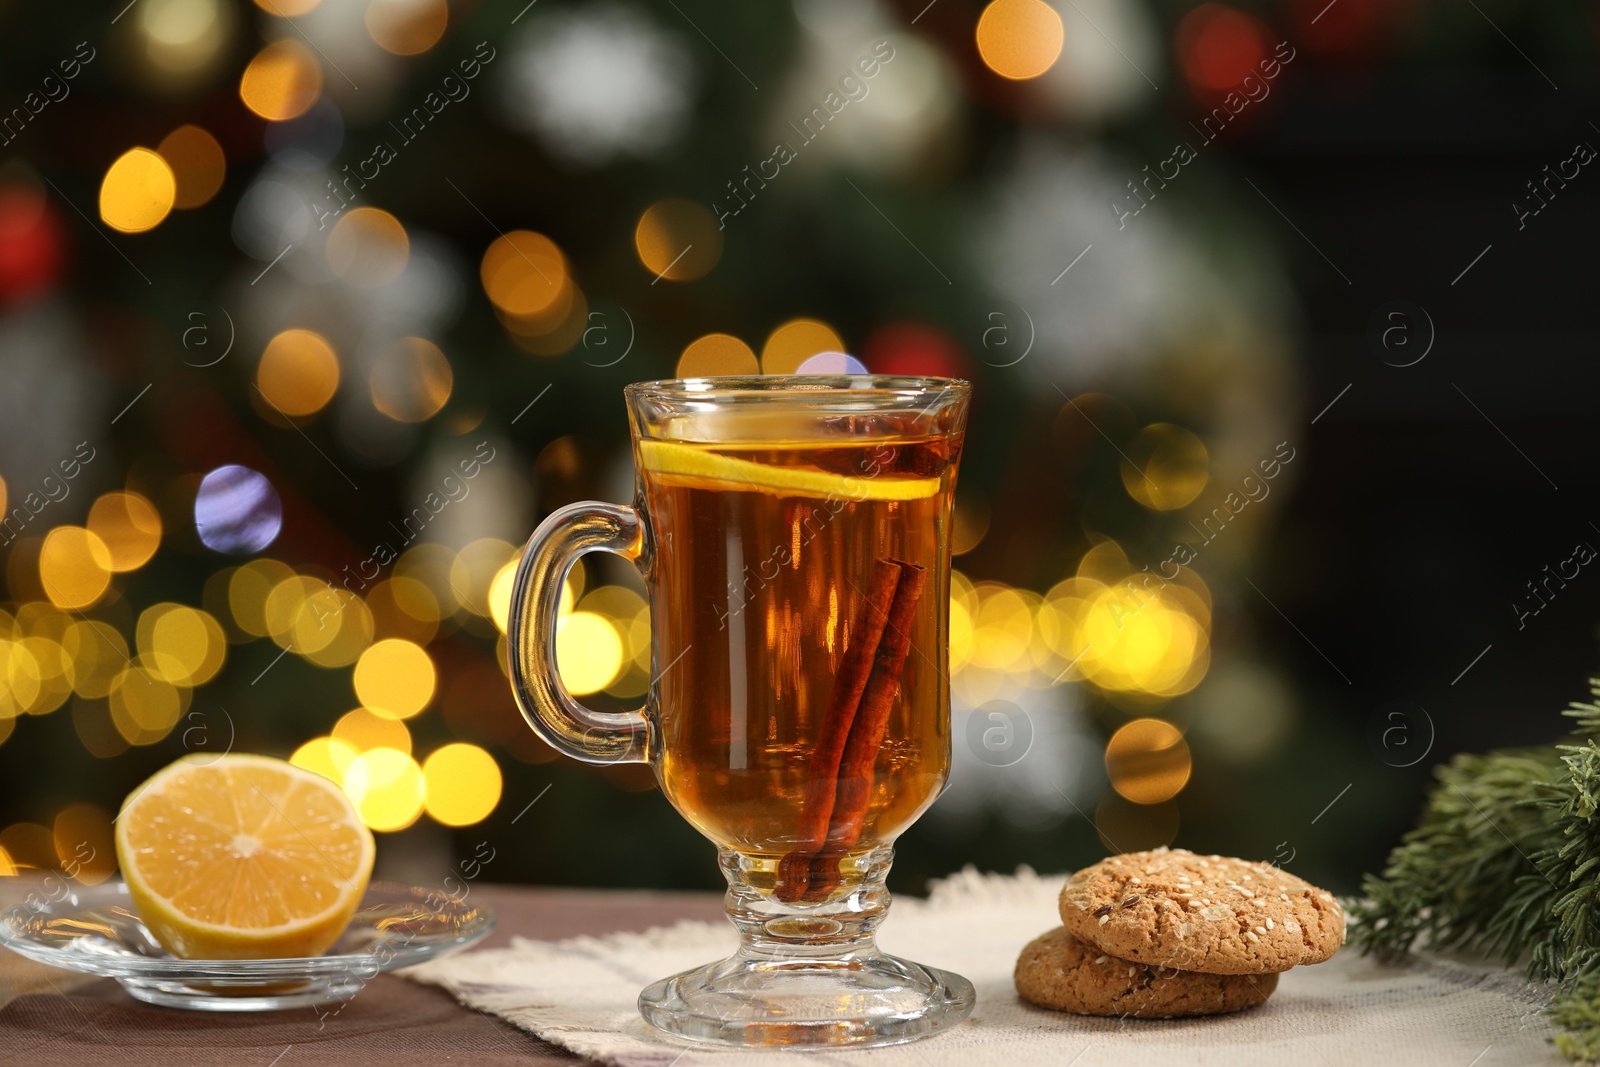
194,465,283,554
796,351,869,375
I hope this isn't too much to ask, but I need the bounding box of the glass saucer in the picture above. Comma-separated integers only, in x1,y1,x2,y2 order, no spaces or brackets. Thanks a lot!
0,879,493,1011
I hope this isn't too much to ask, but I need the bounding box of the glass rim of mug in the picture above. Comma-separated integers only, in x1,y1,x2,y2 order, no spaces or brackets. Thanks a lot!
623,375,970,403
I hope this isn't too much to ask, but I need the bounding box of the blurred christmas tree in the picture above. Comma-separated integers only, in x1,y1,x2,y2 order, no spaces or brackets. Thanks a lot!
4,0,1554,891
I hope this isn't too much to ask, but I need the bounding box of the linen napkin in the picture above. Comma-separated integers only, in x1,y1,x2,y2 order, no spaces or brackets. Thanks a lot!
403,868,1561,1066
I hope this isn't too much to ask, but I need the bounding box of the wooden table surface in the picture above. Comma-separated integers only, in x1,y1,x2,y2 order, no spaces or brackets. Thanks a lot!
0,883,726,1066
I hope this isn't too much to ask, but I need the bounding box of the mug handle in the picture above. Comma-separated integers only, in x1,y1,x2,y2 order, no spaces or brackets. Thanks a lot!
507,501,652,765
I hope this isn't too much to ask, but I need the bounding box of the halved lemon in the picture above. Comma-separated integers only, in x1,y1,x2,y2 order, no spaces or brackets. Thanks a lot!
114,754,375,960
637,440,939,501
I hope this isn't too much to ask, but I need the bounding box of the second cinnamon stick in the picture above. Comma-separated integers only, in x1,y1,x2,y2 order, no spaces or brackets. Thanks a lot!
803,560,927,901
774,559,903,902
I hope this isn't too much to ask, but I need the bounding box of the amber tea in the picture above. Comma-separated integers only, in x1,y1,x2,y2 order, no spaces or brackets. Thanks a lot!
638,431,959,900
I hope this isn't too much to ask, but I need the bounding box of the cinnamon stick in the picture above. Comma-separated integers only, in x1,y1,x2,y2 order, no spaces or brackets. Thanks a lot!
774,559,904,903
802,560,927,902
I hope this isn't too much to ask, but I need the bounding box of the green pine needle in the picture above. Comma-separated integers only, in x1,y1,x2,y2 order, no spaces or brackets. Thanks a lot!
1350,685,1600,1062
1555,971,1600,1063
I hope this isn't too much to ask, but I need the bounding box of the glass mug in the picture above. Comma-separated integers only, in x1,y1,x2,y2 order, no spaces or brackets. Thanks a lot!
508,376,974,1048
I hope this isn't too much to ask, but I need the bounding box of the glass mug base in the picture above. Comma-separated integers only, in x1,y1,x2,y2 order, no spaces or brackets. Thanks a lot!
638,954,976,1049
638,846,974,1049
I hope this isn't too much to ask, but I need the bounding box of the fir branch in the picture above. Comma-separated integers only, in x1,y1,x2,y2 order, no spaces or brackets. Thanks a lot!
1351,681,1600,1062
1349,748,1567,965
1553,971,1600,1065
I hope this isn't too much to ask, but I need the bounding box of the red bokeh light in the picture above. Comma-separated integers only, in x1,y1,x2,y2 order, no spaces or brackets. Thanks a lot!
861,322,971,379
1174,4,1274,94
0,186,65,305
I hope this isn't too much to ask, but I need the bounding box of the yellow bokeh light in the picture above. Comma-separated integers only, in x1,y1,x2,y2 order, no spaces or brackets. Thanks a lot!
257,328,340,417
53,803,115,885
156,125,226,210
635,198,723,282
371,337,452,422
38,527,112,610
138,0,231,80
949,597,974,671
16,602,70,640
62,620,130,699
290,735,359,784
327,207,410,288
239,39,322,122
395,542,463,615
951,569,977,616
566,557,587,602
761,318,845,375
365,0,449,56
495,278,575,337
285,583,346,653
344,748,426,831
677,333,758,378
87,491,162,572
254,0,321,15
366,576,441,645
556,611,623,695
976,0,1065,80
488,559,577,635
229,559,295,637
488,559,519,634
422,743,502,826
481,231,567,317
20,636,73,716
108,666,187,743
579,585,647,673
504,288,589,358
1076,539,1131,584
333,706,412,755
1105,718,1192,804
99,148,176,235
0,843,14,876
1073,586,1207,695
450,539,517,619
952,490,990,556
353,638,436,719
970,585,1037,671
263,574,322,649
1035,576,1102,675
1121,424,1209,511
1,640,43,718
18,636,67,688
0,823,56,870
301,595,375,668
577,585,647,624
629,607,651,671
137,604,226,686
606,665,648,699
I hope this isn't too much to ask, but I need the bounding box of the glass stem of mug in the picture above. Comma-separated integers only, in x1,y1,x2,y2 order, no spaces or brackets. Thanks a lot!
719,846,894,961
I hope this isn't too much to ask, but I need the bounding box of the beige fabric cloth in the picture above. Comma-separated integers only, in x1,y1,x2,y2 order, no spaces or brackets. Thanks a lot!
404,869,1562,1066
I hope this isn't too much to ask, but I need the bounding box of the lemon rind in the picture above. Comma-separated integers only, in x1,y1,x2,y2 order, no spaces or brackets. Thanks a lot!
637,440,939,501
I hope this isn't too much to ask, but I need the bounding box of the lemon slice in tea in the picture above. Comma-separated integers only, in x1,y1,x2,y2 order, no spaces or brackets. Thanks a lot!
637,440,940,501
